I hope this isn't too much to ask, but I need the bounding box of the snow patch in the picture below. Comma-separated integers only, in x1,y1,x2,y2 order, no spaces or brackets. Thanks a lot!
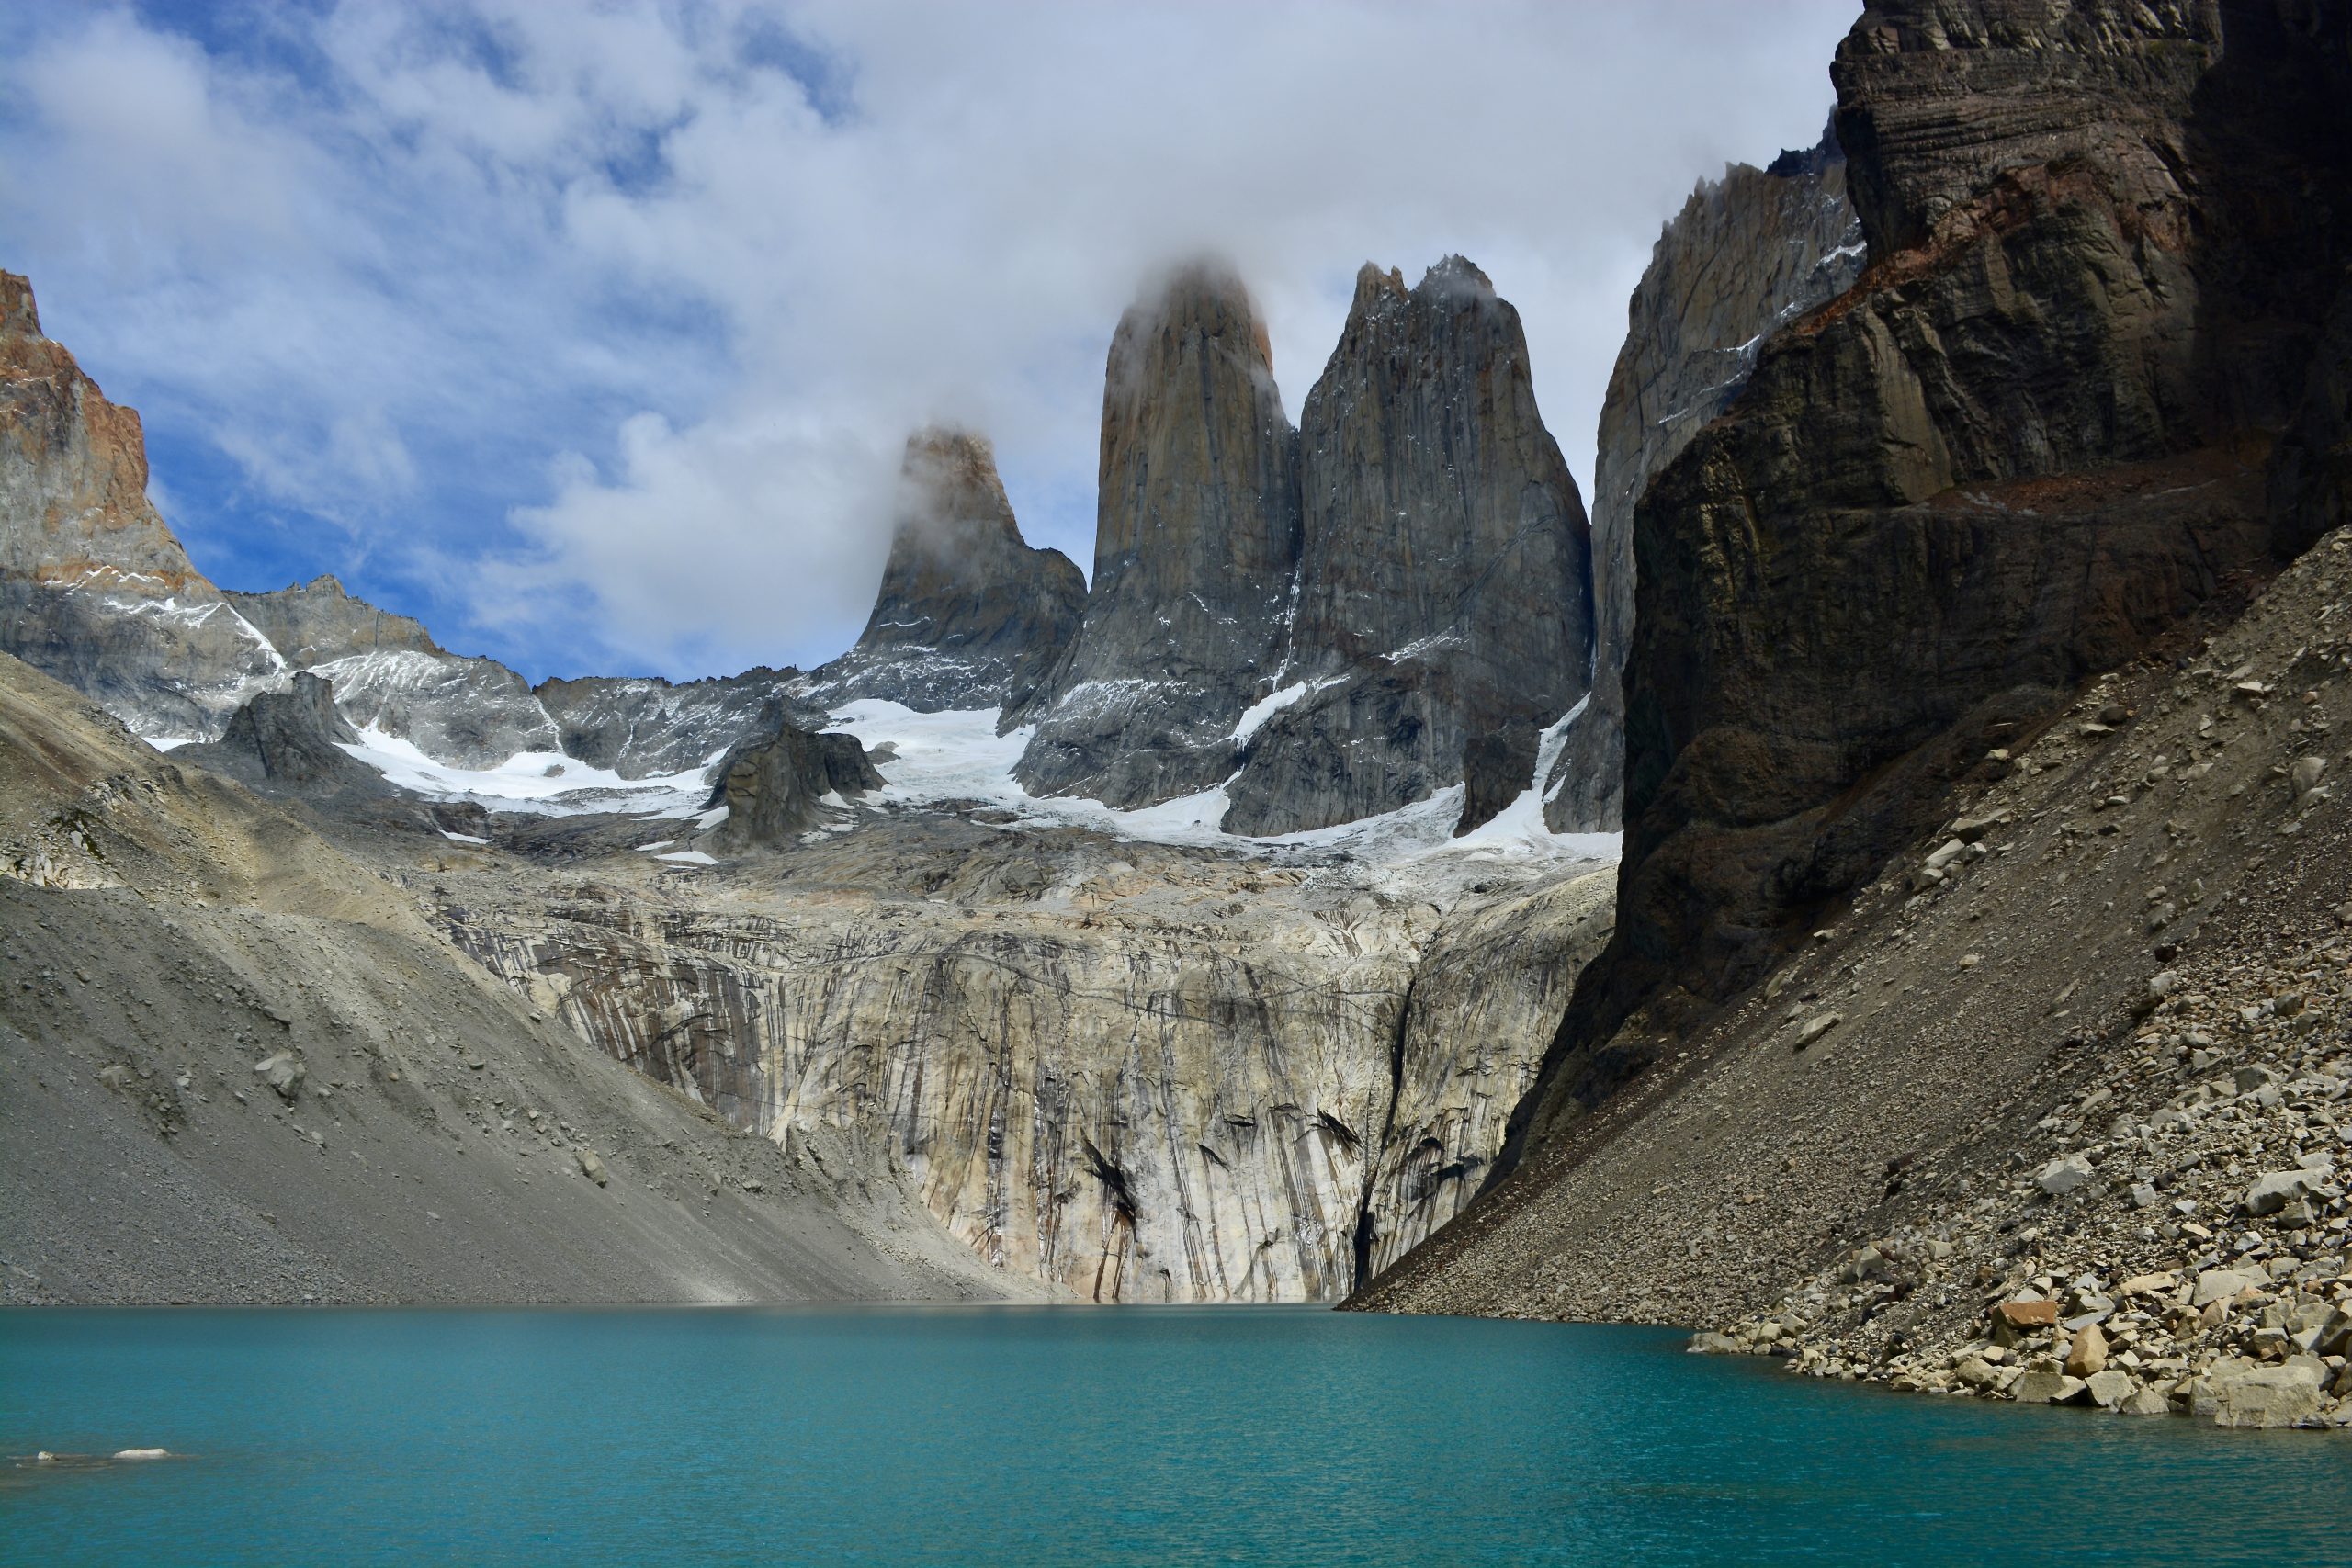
333,726,710,817
439,830,491,845
1231,679,1338,745
654,850,718,866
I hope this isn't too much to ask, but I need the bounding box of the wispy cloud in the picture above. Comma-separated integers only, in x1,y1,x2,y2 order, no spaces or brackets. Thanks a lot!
0,0,1855,680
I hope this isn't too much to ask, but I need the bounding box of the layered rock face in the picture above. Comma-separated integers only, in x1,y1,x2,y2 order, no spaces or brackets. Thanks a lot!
0,271,284,737
1012,262,1304,807
800,430,1085,714
442,835,1613,1303
1545,131,1864,832
1223,259,1593,837
1510,0,2352,1160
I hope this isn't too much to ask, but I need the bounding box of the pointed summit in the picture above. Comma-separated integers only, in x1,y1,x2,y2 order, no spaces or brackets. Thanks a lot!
1220,253,1592,836
1011,258,1303,807
800,426,1084,713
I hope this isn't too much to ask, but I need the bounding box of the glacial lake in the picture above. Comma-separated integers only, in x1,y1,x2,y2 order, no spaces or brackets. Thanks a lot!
3,1307,2346,1566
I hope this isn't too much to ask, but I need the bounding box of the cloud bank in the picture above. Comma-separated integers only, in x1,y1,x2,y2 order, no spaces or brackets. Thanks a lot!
0,0,1857,680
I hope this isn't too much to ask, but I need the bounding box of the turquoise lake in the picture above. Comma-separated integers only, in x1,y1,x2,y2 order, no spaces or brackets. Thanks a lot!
3,1306,2346,1566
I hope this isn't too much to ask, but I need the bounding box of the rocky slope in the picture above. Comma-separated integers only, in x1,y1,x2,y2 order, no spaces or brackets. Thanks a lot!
0,651,1023,1305
0,271,284,738
798,429,1085,714
1545,130,1864,832
222,573,442,666
1012,261,1305,807
1358,525,2352,1427
1223,258,1593,838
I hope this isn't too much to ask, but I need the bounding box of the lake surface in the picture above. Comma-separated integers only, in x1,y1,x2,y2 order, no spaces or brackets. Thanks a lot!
3,1306,2346,1566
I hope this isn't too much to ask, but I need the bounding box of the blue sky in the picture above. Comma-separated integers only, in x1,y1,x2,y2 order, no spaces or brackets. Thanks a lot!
1,0,1857,682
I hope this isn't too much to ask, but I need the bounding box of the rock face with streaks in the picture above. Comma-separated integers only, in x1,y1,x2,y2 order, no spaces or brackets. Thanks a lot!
1223,258,1594,837
1545,129,1865,831
1509,0,2352,1165
441,828,1613,1303
0,271,284,738
1357,867,1614,1277
1011,261,1304,807
800,429,1085,715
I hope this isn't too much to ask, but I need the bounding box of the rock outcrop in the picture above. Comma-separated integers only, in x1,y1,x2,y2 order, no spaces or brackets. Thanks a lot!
707,716,885,848
799,429,1085,714
0,271,283,738
1223,258,1593,837
1510,0,2352,1159
174,671,390,801
1011,261,1304,807
1545,129,1864,831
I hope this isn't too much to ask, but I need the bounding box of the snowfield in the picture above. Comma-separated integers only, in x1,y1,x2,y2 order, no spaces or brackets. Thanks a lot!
825,699,1619,873
241,695,1617,881
331,726,718,818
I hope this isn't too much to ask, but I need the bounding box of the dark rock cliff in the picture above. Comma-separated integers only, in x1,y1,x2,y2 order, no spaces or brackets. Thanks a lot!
1223,257,1593,837
1011,261,1304,807
800,429,1084,714
1509,0,2352,1159
1546,130,1865,832
537,669,806,778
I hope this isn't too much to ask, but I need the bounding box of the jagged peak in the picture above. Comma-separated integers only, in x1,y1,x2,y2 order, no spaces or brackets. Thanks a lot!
2,271,38,339
1415,253,1494,299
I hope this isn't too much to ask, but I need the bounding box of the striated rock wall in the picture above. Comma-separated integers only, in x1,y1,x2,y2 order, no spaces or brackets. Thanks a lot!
1500,0,2352,1168
442,835,1612,1303
1546,130,1864,832
800,429,1085,715
1012,261,1304,807
1225,258,1593,837
0,271,285,737
1359,868,1613,1277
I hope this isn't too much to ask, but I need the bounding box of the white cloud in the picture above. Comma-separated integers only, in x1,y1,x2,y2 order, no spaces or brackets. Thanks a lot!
0,0,1857,679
